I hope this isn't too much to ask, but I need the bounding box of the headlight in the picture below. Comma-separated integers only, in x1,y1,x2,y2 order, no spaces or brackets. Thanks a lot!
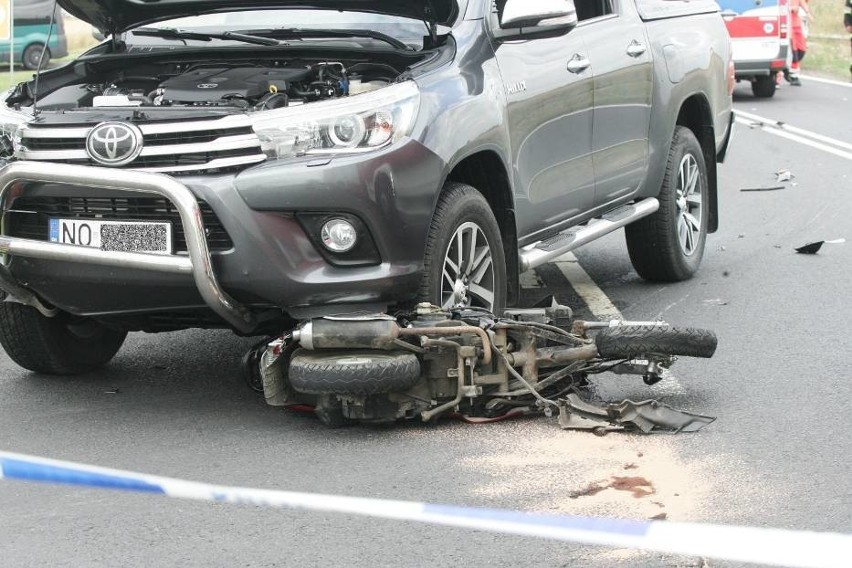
0,93,31,158
252,81,419,160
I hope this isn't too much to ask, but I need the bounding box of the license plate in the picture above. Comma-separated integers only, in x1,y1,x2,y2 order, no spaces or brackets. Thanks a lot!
49,218,173,255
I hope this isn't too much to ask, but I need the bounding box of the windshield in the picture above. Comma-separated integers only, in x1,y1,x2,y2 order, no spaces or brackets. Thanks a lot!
132,10,428,49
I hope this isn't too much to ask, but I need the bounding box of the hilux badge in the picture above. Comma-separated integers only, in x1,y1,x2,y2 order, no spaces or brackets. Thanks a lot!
506,81,527,95
85,122,144,166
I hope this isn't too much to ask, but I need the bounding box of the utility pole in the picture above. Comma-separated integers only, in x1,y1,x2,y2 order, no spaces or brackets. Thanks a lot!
9,0,14,78
0,0,12,79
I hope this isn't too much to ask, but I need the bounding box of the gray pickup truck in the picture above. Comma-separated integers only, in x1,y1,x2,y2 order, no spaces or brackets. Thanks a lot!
0,0,733,376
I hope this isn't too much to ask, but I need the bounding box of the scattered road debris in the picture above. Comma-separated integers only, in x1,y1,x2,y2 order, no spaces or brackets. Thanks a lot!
795,242,824,254
775,169,793,183
557,394,716,434
739,185,786,192
795,239,846,255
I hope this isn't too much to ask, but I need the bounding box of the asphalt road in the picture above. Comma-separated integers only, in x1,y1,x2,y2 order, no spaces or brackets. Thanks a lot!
1,78,850,567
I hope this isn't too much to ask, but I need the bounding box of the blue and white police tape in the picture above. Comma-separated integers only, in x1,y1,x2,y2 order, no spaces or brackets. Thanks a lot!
1,450,848,568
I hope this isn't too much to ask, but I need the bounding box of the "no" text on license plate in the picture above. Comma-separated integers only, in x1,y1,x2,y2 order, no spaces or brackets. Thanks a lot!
49,219,173,255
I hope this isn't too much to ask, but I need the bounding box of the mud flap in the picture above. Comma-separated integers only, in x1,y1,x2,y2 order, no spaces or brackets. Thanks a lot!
558,393,715,434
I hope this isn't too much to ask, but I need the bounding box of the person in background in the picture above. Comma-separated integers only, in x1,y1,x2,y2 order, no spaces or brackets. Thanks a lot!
845,0,852,79
787,0,815,85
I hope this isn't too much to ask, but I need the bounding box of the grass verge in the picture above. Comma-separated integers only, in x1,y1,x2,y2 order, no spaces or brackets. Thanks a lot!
807,0,851,80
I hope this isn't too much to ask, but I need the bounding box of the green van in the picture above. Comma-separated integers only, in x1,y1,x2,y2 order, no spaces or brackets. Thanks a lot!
0,0,68,70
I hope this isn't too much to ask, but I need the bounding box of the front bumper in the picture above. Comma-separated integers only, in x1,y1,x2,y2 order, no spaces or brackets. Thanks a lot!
0,161,256,331
0,144,444,331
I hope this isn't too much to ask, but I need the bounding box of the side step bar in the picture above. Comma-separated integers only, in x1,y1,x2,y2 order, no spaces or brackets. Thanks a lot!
519,198,659,272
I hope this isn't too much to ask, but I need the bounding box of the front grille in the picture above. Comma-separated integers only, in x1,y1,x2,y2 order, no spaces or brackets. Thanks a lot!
144,127,255,146
6,196,234,253
16,115,266,175
56,148,260,170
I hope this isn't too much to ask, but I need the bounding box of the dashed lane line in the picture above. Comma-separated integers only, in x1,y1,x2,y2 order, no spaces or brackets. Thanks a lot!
551,252,623,321
518,269,544,289
520,254,622,320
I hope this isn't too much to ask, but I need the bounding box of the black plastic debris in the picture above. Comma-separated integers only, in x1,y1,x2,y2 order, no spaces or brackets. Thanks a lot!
795,241,824,254
795,239,846,254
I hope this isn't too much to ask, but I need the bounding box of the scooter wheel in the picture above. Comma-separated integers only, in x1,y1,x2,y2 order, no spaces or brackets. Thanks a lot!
289,349,421,395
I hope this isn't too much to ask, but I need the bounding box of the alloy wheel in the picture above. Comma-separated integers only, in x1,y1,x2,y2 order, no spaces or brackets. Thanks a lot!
440,222,496,311
675,153,703,256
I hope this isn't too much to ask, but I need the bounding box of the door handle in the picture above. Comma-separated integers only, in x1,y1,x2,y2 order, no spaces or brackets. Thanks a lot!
567,55,590,74
626,40,647,57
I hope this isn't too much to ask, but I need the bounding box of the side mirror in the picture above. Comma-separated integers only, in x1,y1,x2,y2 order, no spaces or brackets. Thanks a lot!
500,0,578,29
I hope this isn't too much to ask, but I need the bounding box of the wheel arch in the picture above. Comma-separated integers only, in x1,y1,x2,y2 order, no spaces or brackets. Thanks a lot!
674,94,719,233
443,149,519,306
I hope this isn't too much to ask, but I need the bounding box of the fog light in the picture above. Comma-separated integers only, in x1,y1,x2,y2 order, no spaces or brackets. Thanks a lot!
320,218,358,253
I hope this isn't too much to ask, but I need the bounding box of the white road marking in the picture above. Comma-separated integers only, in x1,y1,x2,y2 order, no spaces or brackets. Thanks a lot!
735,110,852,152
552,252,622,320
519,269,543,289
734,110,852,161
798,74,852,88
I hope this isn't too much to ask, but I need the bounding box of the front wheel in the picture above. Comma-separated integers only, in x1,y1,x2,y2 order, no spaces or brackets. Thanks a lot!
0,300,127,374
595,326,718,359
418,182,507,315
625,126,709,282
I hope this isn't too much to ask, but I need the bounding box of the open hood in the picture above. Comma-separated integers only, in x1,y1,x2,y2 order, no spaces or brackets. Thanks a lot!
58,0,459,36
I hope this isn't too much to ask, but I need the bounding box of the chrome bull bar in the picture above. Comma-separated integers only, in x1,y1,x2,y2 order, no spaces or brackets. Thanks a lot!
0,161,256,333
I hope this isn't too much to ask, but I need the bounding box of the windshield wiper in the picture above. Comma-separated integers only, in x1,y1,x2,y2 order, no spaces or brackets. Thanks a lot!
246,28,412,51
132,27,282,47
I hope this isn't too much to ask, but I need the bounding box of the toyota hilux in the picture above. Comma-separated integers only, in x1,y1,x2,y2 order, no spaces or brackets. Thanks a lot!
0,0,733,378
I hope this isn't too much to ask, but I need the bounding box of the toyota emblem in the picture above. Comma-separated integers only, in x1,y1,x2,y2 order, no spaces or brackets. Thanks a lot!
85,122,144,166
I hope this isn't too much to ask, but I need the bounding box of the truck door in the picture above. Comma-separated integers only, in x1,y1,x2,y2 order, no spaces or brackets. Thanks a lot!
579,0,654,207
487,6,595,241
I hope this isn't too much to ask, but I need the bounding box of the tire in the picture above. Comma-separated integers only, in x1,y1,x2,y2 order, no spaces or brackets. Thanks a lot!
595,326,717,359
0,300,127,375
22,44,50,70
625,126,709,282
289,349,421,395
751,76,776,98
418,182,507,315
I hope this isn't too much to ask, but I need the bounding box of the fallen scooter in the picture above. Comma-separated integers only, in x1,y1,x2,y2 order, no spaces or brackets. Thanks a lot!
247,303,717,432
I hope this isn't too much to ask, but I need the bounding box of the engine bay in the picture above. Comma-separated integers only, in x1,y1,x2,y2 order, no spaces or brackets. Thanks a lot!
29,59,404,112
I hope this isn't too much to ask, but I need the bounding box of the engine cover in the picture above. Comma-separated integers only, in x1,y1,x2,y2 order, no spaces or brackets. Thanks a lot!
158,66,312,104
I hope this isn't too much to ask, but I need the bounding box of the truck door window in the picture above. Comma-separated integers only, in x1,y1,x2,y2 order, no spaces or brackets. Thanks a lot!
575,0,614,21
